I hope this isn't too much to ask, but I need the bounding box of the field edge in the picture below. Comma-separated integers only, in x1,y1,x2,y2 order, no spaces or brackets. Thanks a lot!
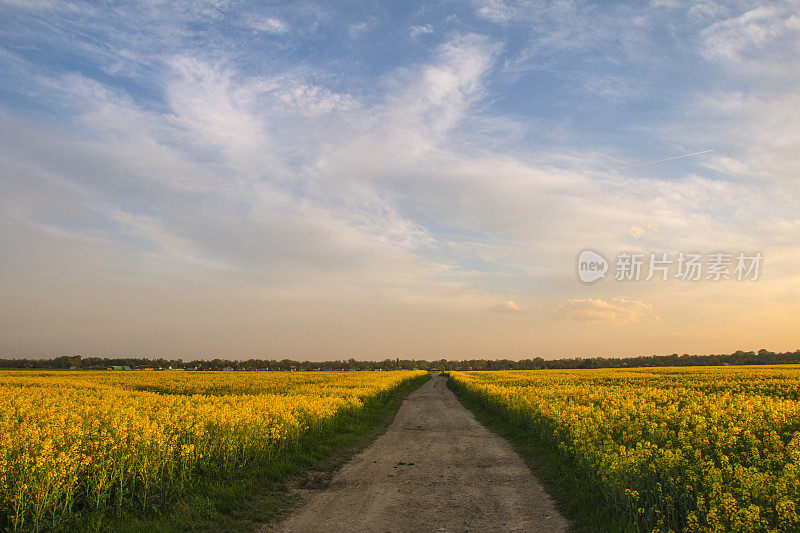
446,373,636,533
69,372,431,533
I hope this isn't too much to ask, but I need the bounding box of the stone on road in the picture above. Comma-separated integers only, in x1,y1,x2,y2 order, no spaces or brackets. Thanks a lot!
269,375,569,532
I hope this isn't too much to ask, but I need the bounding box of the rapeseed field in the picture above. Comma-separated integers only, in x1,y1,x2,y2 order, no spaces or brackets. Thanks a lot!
450,367,800,532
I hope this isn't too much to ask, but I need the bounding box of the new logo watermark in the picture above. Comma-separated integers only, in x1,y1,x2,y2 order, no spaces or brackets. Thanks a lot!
577,250,762,283
577,250,609,283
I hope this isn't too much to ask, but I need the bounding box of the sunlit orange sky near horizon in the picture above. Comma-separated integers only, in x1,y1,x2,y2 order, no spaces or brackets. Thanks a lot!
1,1,799,360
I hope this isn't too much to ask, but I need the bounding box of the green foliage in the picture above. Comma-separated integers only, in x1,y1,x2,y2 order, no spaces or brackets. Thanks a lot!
2,349,800,371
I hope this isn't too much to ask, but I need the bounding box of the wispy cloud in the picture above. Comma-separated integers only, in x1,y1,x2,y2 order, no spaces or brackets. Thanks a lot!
701,5,800,64
487,300,526,314
245,16,289,34
555,298,659,325
409,24,433,39
0,0,798,358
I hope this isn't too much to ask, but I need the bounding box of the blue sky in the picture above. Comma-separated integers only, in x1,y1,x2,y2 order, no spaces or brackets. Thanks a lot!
1,1,799,359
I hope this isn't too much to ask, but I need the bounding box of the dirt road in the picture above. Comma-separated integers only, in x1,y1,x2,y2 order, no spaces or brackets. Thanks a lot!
269,375,569,532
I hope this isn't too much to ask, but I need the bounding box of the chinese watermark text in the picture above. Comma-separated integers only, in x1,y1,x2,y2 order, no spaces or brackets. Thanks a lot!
577,251,762,283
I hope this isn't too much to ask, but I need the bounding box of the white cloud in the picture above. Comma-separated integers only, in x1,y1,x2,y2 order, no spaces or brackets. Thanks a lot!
701,5,799,63
372,34,500,157
555,297,660,324
487,300,526,314
473,0,512,22
348,17,378,39
245,16,289,34
275,81,359,116
165,57,270,165
2,3,800,357
410,24,433,39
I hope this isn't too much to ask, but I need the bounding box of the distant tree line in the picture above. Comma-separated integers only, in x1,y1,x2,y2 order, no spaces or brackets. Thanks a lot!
0,349,798,371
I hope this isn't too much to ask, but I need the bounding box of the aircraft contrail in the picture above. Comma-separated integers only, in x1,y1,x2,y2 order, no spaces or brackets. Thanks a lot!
616,149,715,170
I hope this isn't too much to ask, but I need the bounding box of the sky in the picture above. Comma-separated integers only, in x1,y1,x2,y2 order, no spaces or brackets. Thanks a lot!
1,0,799,360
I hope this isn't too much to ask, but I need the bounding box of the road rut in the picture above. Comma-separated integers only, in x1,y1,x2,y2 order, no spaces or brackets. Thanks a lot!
269,375,569,532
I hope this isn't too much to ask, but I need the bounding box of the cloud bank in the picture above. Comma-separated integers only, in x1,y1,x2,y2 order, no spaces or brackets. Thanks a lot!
1,0,798,358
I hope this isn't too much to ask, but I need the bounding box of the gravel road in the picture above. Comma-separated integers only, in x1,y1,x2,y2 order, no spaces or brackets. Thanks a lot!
268,375,569,532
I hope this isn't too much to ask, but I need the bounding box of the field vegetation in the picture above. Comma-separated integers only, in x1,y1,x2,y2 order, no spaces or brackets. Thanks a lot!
450,367,800,532
0,370,428,531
